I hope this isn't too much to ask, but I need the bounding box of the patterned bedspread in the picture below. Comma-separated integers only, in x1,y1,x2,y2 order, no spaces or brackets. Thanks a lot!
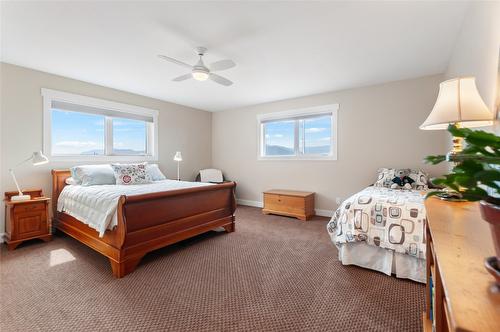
327,186,426,259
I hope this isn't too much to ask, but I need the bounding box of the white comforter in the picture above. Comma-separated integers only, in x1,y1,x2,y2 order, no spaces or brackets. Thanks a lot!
57,180,212,237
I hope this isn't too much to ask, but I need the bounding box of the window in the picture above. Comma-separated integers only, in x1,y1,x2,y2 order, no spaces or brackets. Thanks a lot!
42,89,158,161
258,104,338,160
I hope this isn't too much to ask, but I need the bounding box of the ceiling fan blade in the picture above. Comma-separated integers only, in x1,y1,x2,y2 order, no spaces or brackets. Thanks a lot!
158,55,192,69
172,73,192,82
209,73,233,86
209,59,236,72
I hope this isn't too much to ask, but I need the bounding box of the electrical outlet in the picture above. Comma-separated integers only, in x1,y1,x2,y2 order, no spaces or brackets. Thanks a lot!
336,197,342,205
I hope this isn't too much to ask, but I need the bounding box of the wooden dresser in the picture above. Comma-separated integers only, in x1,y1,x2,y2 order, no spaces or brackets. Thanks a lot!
423,198,500,332
262,189,315,221
4,189,51,250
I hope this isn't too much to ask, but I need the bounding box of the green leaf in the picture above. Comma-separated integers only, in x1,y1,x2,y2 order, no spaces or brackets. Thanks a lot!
447,124,470,137
425,191,445,199
474,170,500,189
424,155,446,165
465,130,500,148
453,159,484,174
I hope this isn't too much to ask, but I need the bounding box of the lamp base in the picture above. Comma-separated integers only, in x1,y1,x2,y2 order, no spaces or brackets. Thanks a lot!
11,194,31,201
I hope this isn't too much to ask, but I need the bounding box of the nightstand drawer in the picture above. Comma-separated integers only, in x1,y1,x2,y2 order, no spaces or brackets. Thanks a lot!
14,202,45,213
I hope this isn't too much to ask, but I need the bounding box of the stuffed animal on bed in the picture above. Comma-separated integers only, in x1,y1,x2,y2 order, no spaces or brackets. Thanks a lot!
390,169,415,190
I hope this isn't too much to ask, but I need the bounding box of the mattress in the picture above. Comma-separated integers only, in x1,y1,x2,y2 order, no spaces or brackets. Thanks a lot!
57,180,213,237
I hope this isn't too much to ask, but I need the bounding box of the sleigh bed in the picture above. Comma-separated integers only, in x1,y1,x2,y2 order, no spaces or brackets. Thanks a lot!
52,169,236,278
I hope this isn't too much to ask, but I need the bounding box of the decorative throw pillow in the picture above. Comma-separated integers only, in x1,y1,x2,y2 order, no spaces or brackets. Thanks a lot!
374,168,396,188
409,169,429,190
111,163,152,185
146,164,166,181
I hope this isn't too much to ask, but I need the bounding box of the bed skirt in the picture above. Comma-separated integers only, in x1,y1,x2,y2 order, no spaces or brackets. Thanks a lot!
338,242,425,283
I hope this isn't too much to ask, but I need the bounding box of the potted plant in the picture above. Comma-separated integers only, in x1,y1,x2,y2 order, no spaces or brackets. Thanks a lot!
425,124,500,279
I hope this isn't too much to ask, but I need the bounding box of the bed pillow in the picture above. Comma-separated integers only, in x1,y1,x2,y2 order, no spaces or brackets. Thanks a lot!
146,164,166,181
65,177,80,185
70,167,81,184
409,169,429,190
374,168,396,188
111,163,152,185
72,164,116,186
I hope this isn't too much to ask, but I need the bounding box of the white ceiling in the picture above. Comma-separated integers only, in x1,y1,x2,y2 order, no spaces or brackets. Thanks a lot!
1,1,468,112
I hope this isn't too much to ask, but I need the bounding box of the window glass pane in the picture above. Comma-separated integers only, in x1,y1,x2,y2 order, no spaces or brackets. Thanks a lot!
51,110,105,155
112,118,147,155
263,120,295,156
302,115,331,155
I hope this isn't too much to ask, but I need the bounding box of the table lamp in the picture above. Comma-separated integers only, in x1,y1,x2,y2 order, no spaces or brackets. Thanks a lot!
9,151,49,201
420,77,493,154
173,151,182,181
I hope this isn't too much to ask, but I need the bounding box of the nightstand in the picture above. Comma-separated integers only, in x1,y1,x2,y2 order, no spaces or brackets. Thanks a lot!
4,189,51,250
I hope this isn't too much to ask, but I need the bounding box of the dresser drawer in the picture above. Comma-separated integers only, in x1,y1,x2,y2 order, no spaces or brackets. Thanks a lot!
14,202,46,213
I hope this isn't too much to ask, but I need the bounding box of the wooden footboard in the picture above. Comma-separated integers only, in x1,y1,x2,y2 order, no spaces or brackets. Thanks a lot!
52,169,236,278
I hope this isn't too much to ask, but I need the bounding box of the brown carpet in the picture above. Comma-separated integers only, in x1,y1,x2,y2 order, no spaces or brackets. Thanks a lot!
1,206,424,332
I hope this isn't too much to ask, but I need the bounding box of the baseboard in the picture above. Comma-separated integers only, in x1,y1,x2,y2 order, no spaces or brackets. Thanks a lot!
0,233,5,243
236,199,263,208
314,209,334,218
236,199,334,218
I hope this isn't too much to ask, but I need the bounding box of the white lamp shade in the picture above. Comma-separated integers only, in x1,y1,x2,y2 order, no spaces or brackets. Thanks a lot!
32,151,49,165
420,77,493,130
173,151,183,162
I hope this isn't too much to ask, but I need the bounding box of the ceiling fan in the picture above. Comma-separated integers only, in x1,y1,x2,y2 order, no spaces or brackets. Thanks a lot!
158,47,235,86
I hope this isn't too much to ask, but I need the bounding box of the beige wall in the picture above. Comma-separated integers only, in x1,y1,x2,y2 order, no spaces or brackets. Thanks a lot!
212,75,448,214
0,63,212,233
446,1,500,118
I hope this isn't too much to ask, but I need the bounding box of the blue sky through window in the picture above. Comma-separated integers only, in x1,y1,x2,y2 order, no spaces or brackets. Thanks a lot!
263,115,332,156
113,118,147,154
264,120,295,155
302,115,331,154
51,109,147,155
52,110,105,155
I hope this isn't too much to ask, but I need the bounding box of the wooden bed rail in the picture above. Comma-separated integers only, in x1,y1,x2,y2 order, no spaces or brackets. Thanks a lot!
51,169,237,278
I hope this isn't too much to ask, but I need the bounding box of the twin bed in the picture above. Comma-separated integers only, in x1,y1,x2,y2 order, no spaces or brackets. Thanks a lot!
52,169,236,278
327,169,429,283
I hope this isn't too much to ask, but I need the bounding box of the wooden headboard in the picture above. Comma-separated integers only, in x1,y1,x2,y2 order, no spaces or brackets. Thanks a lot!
51,169,71,216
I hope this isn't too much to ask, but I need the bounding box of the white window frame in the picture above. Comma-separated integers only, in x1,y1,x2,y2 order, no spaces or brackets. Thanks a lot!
42,88,159,162
257,104,338,161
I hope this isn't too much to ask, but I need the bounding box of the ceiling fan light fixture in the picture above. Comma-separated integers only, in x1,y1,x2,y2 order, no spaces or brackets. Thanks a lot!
192,69,209,81
159,47,234,86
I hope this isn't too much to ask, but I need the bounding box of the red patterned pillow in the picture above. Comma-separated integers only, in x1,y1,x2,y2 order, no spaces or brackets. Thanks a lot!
111,163,152,185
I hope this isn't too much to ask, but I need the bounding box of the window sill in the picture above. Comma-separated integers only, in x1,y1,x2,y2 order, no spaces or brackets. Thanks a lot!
47,155,158,163
257,156,337,161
